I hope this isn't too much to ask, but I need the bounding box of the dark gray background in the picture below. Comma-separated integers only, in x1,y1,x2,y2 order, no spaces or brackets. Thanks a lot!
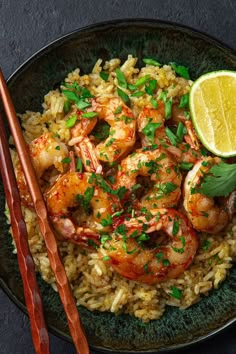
0,0,236,353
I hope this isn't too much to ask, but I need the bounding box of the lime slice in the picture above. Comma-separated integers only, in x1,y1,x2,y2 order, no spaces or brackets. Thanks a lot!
189,70,236,157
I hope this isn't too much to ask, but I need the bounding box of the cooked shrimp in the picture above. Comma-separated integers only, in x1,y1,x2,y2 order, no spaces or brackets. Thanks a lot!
100,208,198,284
115,147,182,209
138,105,201,164
45,171,121,247
15,132,68,207
183,157,229,233
68,103,102,173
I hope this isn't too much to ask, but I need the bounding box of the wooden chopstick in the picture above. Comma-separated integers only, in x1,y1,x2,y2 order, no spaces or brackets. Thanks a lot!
0,111,50,353
0,69,89,354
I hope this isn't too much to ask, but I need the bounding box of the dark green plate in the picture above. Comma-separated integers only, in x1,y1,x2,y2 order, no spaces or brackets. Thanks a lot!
0,19,236,353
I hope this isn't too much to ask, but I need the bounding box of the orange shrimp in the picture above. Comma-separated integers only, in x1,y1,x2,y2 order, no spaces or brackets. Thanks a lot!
45,171,121,247
100,208,198,284
183,157,229,234
115,147,182,210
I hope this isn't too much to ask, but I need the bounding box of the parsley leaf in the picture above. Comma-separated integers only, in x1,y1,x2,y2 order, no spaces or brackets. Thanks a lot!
116,68,127,89
169,286,183,300
142,121,162,143
199,162,236,197
170,62,190,80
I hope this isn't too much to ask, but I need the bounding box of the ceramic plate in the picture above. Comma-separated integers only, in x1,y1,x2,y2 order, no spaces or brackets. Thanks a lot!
0,19,236,353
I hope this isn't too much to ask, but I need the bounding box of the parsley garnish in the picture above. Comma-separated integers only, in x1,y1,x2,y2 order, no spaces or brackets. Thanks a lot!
180,162,193,170
76,158,83,172
61,157,71,164
143,58,161,66
202,239,211,251
135,75,150,87
179,93,189,108
117,87,130,104
100,71,109,81
55,145,60,150
81,112,98,119
169,286,183,300
100,214,113,227
142,121,162,143
66,115,77,128
172,236,186,254
170,62,190,80
116,68,127,89
199,162,236,197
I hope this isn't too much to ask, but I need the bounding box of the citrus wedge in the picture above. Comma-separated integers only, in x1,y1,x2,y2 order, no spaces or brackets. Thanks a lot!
189,70,236,157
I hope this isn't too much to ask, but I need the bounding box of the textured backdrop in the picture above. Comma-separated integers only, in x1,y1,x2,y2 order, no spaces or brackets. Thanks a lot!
0,0,236,353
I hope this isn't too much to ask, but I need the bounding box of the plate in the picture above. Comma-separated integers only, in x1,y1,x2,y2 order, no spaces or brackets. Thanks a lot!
0,19,236,353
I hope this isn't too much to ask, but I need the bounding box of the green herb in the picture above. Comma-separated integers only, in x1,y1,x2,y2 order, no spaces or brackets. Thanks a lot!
150,97,159,108
143,58,161,66
172,236,186,254
55,145,60,150
112,210,124,218
100,71,109,81
86,160,91,166
159,91,173,119
138,233,150,242
180,162,193,170
170,62,190,80
131,184,142,191
52,132,60,138
76,99,91,110
176,122,185,143
162,259,171,266
169,286,183,300
145,79,157,95
116,186,127,200
116,68,127,89
105,138,115,147
87,239,98,249
114,105,122,114
142,121,162,143
81,112,98,119
103,256,111,261
202,239,211,251
131,91,145,97
76,158,83,172
100,214,113,227
62,90,80,102
127,84,137,91
84,186,95,204
93,122,110,141
81,87,94,99
135,75,150,87
172,219,180,236
107,175,116,184
201,161,209,167
143,262,150,274
66,115,77,128
61,157,71,164
165,127,178,147
117,87,130,104
64,100,71,113
100,234,112,245
199,162,236,197
179,93,189,108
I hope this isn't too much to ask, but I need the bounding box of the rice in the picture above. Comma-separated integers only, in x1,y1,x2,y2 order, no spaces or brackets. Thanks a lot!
7,55,236,322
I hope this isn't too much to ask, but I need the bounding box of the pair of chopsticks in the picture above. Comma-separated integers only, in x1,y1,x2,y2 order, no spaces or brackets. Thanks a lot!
0,69,89,354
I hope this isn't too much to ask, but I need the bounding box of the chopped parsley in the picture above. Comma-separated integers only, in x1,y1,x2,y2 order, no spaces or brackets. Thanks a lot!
169,285,183,300
81,112,98,119
76,158,83,172
66,115,77,128
100,214,113,227
172,219,180,236
202,239,211,251
117,87,130,104
143,58,161,66
61,157,71,164
172,236,186,254
170,62,190,80
55,145,60,150
116,68,127,89
179,93,189,108
142,120,162,143
100,71,109,81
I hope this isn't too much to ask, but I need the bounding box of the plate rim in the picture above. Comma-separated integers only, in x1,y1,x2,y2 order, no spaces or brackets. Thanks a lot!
1,17,236,353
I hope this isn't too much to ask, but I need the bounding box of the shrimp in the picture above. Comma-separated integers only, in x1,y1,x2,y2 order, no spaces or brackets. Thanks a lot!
100,208,198,284
15,132,68,207
183,157,229,234
68,103,102,173
68,97,136,170
115,147,182,210
45,171,121,247
138,105,201,164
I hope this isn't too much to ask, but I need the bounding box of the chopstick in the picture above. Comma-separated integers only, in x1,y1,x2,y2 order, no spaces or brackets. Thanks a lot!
0,111,50,353
0,69,89,354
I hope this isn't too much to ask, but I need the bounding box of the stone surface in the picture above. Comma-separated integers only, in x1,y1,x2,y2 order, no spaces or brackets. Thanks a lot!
0,0,236,353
